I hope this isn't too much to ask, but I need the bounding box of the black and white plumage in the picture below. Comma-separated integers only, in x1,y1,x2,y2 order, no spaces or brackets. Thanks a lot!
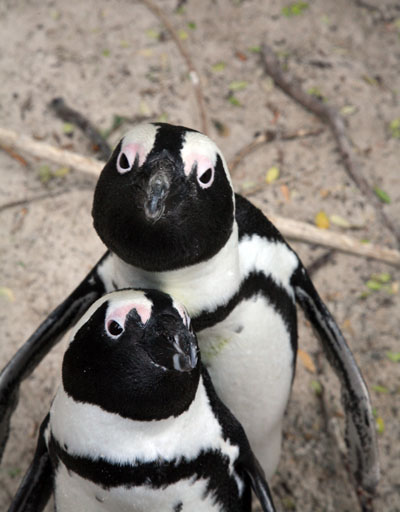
0,123,379,495
9,290,276,512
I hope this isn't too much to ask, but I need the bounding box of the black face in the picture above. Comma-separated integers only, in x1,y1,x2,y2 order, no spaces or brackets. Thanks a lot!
62,289,200,421
92,123,235,271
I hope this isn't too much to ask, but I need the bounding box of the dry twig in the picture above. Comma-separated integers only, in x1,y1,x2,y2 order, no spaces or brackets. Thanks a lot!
139,0,209,134
307,250,336,277
49,98,112,161
0,190,70,213
264,210,400,268
0,127,102,177
260,43,400,248
1,127,399,268
228,127,324,173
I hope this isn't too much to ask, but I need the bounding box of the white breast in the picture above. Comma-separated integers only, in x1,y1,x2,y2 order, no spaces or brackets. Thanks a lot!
96,229,298,479
199,293,294,478
54,464,222,512
50,378,239,473
97,224,241,317
50,377,241,511
199,234,298,477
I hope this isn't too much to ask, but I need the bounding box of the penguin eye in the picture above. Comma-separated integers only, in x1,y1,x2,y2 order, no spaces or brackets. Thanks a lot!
197,167,214,189
117,150,136,174
106,320,124,338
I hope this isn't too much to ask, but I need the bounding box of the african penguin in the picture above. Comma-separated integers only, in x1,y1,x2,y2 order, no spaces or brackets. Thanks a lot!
9,290,276,512
0,122,379,496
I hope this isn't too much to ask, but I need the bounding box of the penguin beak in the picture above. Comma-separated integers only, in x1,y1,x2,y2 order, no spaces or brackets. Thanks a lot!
171,331,199,373
143,323,199,373
144,158,171,222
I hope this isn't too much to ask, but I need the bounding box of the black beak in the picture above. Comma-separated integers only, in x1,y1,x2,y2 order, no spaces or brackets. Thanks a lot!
142,316,199,373
171,331,199,373
144,158,171,222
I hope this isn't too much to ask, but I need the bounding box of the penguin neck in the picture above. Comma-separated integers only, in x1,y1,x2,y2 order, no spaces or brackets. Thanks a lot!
50,375,229,465
111,222,241,317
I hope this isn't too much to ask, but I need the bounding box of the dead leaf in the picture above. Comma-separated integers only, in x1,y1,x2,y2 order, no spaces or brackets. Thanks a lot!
298,348,316,373
389,118,400,138
0,287,15,302
265,166,280,184
240,180,257,190
228,95,241,106
342,318,355,337
374,187,391,204
281,2,309,17
315,210,330,229
280,184,291,201
53,166,70,178
235,51,247,61
329,214,351,229
376,416,385,434
340,105,357,116
310,380,322,395
211,62,226,72
228,81,248,91
38,164,52,184
138,48,154,57
139,100,151,116
178,29,188,40
386,351,400,363
62,122,74,135
145,28,161,40
372,384,389,394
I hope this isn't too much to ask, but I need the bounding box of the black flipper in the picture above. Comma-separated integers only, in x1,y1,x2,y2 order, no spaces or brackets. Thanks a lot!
200,367,276,511
292,264,380,494
8,414,53,512
243,455,276,512
0,253,109,462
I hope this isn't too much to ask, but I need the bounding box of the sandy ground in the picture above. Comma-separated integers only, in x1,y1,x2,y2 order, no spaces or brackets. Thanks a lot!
0,0,399,510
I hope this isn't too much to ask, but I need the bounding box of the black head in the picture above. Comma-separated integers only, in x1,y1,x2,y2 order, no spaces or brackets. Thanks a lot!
62,289,200,421
92,123,235,271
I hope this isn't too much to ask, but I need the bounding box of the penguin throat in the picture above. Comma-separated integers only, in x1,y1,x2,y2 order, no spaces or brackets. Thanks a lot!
109,223,241,317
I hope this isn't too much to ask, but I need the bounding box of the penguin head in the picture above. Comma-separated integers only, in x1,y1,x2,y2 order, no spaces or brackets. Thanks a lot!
92,123,235,271
62,289,200,421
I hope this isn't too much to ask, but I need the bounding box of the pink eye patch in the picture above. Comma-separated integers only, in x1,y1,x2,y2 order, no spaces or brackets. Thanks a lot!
116,143,147,174
184,154,215,189
105,302,152,337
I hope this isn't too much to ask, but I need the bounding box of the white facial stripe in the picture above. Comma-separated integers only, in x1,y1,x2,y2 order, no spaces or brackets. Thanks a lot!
180,131,218,176
119,123,158,169
106,300,152,329
69,290,153,345
172,299,189,327
181,130,234,195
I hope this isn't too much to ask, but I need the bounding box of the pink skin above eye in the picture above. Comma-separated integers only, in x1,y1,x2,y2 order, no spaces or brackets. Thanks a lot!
117,143,147,174
105,303,152,335
184,153,215,188
173,302,190,327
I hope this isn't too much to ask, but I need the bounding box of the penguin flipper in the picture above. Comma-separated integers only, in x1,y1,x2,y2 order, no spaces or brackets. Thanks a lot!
242,454,276,512
292,264,380,495
8,414,53,512
0,253,108,462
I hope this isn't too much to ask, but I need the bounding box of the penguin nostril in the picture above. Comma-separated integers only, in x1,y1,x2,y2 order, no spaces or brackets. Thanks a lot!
107,320,124,337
